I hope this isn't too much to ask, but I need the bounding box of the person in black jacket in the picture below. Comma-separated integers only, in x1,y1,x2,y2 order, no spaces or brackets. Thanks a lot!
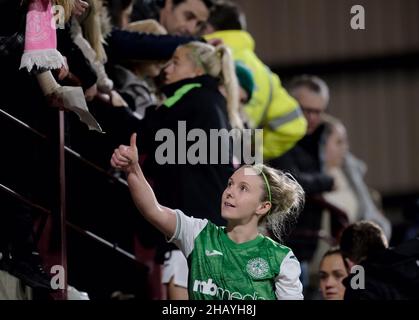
269,75,335,293
344,236,419,300
137,41,242,299
339,221,419,300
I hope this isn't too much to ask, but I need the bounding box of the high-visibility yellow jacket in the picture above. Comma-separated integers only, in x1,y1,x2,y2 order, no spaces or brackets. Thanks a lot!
205,30,307,160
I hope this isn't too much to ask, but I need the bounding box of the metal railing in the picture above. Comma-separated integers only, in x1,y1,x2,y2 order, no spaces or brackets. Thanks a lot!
0,107,160,300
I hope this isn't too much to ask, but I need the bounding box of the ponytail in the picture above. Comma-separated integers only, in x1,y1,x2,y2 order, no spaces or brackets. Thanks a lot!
54,0,75,22
80,0,108,63
215,45,243,130
181,42,244,130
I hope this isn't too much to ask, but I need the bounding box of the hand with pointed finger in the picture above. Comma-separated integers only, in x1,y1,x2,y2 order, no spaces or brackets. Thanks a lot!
110,133,139,175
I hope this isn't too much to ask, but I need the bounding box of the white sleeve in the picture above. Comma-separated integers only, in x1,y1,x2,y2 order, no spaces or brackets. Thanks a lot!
275,251,304,300
167,209,208,258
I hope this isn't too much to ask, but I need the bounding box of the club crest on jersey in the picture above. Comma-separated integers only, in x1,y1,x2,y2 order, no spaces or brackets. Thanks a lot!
246,257,269,279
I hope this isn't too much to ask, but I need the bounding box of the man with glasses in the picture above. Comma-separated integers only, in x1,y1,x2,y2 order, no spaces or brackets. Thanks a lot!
290,75,329,135
269,75,336,298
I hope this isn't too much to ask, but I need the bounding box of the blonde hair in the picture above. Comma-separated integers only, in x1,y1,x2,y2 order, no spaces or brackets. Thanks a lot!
54,0,75,22
79,0,108,63
180,42,243,130
247,164,305,243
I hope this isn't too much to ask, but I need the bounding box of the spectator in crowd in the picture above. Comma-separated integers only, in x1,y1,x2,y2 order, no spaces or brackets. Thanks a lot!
71,0,115,96
340,221,389,271
322,116,392,239
106,0,201,66
339,222,419,300
18,0,102,134
318,247,348,300
115,20,168,121
56,12,99,104
105,0,209,97
108,0,135,29
72,0,200,167
269,75,335,292
89,19,169,163
132,0,213,36
203,0,307,161
306,115,391,294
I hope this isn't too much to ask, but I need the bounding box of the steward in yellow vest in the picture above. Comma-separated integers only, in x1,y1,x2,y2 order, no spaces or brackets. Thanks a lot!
204,2,307,160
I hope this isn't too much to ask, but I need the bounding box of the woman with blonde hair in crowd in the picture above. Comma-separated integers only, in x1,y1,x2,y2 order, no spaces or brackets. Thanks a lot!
70,0,115,96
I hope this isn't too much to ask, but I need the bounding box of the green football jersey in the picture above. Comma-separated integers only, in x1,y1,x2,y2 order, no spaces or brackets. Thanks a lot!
170,210,303,300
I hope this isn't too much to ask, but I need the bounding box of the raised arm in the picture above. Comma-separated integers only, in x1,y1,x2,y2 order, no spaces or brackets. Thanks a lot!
110,133,177,238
